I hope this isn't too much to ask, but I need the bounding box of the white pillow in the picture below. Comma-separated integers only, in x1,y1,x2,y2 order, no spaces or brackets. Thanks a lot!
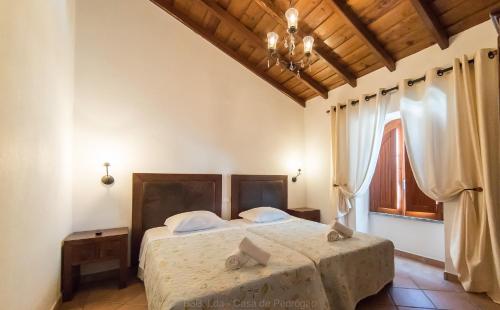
239,207,290,223
164,211,225,233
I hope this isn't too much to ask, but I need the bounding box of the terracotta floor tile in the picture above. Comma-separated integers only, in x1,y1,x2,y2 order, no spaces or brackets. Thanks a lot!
466,293,500,310
393,274,419,289
390,288,435,308
423,290,477,310
410,273,464,292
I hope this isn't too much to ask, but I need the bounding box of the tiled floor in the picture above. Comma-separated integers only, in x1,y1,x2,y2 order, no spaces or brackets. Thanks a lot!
61,256,499,309
357,256,500,310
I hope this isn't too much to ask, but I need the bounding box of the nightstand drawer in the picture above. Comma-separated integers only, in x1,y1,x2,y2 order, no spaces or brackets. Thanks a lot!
71,243,97,263
98,239,122,259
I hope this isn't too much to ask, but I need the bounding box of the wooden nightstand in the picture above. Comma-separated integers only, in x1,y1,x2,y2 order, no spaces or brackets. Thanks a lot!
288,208,321,222
62,227,128,301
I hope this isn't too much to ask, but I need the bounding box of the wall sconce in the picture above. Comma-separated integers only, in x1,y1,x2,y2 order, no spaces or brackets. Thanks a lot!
101,162,115,185
292,169,301,182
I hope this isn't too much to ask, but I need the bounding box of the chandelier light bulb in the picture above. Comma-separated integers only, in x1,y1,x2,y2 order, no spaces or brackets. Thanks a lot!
303,36,314,55
267,32,279,51
285,8,299,33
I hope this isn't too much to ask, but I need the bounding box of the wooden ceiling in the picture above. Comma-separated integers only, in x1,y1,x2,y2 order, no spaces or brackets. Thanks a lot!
151,0,500,106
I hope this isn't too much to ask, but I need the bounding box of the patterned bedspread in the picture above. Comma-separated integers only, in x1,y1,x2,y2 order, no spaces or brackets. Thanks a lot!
247,219,394,310
143,227,330,310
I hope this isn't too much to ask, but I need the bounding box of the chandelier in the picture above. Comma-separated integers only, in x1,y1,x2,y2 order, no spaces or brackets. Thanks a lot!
266,2,314,77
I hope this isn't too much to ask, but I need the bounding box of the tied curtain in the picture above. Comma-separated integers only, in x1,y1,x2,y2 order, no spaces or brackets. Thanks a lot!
400,49,500,302
331,90,389,224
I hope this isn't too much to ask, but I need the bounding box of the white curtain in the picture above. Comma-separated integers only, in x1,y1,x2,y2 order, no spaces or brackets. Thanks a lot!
400,49,500,302
331,90,389,226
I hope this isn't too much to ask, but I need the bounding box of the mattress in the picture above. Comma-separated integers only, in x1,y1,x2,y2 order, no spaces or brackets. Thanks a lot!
140,226,331,310
240,218,395,310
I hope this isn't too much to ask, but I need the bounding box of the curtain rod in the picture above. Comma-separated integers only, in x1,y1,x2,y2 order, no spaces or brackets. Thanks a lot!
333,183,483,191
327,50,497,113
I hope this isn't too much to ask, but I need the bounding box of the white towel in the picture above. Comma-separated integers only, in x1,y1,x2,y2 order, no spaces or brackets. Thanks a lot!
239,237,271,266
326,230,342,242
332,220,353,238
225,249,250,270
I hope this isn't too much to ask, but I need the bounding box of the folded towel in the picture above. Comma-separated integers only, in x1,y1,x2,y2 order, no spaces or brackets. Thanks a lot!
326,230,342,242
225,250,250,270
239,237,271,266
332,220,353,238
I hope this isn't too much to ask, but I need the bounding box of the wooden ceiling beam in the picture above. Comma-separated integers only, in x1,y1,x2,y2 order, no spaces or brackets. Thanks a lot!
149,0,306,106
329,0,396,71
199,0,328,99
254,0,357,87
409,0,449,49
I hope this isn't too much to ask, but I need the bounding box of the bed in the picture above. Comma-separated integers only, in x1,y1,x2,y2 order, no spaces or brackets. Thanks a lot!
132,173,330,310
230,174,395,310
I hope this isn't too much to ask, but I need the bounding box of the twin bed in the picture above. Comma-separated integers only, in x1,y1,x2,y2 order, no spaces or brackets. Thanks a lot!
132,173,394,310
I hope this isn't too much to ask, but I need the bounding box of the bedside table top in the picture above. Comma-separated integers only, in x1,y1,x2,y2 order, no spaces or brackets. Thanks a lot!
289,207,319,212
65,227,128,242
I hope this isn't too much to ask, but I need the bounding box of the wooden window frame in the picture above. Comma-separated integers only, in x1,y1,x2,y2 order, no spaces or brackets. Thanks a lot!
370,119,443,221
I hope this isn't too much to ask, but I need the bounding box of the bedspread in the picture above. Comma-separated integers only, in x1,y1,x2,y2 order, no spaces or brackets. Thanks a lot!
143,227,330,310
247,219,394,310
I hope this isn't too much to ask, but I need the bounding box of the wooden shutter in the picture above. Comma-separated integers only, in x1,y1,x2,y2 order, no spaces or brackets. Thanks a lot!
370,119,401,215
369,119,443,221
403,148,443,220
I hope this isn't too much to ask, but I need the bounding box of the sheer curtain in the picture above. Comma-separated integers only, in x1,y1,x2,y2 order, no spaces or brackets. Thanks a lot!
331,91,389,227
400,49,500,302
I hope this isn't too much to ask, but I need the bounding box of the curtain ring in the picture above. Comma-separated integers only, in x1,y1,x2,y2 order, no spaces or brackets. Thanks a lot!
381,89,387,96
407,80,414,87
437,69,444,76
488,51,495,59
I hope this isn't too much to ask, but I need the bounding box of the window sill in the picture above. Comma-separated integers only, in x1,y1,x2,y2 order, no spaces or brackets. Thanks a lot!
369,211,443,224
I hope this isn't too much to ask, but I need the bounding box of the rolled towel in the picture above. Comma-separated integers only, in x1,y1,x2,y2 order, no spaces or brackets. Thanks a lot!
331,220,354,238
225,250,250,270
239,237,271,266
326,230,342,242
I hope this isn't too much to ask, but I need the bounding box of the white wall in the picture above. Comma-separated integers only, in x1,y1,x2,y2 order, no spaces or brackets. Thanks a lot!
305,21,497,266
72,0,306,236
369,214,445,261
0,1,74,309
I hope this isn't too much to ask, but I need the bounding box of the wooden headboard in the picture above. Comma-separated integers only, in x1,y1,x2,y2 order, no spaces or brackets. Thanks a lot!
231,175,288,219
131,173,222,266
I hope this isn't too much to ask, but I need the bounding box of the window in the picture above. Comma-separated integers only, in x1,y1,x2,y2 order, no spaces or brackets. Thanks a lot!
370,119,443,221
